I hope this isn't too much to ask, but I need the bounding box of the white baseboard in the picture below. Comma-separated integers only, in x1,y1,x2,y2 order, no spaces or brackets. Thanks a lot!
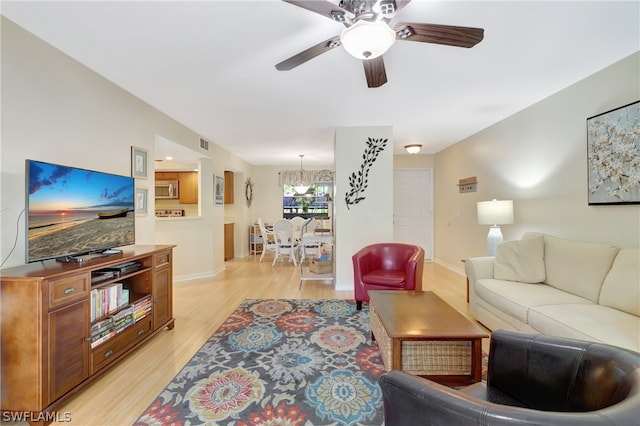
174,265,225,283
433,258,466,276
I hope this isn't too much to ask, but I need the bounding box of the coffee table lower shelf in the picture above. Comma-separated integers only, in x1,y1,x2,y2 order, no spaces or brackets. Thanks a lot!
370,294,485,386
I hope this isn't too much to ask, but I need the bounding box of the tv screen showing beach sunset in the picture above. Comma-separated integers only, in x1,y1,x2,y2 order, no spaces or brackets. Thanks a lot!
26,160,135,262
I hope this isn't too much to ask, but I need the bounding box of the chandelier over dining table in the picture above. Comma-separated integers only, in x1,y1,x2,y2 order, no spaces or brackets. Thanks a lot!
278,161,334,191
293,154,310,195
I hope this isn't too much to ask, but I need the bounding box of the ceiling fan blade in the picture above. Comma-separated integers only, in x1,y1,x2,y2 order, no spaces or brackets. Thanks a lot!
276,35,342,71
282,0,353,23
394,22,484,48
363,56,388,88
392,0,412,14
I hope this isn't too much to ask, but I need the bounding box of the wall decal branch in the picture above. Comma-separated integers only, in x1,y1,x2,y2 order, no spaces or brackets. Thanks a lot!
345,137,388,210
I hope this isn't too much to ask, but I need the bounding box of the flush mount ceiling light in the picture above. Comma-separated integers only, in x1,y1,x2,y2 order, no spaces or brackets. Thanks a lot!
340,20,396,60
404,144,422,154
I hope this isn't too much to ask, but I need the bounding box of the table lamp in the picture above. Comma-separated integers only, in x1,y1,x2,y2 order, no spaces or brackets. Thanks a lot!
477,199,514,256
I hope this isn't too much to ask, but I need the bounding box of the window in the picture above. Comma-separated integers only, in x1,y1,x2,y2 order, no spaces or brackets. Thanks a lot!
283,182,333,219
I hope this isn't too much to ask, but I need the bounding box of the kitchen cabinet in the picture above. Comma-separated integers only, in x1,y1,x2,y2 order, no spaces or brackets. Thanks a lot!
224,223,234,261
154,171,198,204
155,172,179,180
224,171,234,204
178,172,198,204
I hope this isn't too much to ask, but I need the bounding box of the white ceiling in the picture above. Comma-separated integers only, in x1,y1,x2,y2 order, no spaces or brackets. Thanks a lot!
3,0,639,166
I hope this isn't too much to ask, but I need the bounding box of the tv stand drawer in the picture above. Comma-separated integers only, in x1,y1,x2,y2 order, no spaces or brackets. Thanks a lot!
48,273,90,309
154,251,171,270
91,316,153,374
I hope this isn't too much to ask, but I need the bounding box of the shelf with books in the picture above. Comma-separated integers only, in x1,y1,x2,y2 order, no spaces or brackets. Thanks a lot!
133,295,153,323
90,282,128,322
90,317,115,348
89,281,154,349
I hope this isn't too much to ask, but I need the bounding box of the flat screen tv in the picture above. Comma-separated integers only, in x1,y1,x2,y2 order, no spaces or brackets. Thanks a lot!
26,159,135,263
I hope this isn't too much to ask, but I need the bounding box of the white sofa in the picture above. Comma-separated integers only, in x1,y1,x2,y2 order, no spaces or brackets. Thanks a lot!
466,232,640,352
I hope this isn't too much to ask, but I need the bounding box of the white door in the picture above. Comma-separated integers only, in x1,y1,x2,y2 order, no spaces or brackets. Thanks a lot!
393,169,433,260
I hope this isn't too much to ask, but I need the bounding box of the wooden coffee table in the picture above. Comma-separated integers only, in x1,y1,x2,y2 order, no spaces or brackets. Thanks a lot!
369,290,488,386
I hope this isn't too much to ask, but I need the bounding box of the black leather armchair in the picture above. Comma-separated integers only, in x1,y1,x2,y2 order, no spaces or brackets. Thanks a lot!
379,329,640,426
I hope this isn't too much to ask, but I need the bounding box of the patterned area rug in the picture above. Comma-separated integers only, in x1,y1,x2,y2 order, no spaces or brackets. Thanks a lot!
135,299,386,425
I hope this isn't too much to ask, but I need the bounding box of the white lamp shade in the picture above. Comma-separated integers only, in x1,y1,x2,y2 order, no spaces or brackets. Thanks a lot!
340,20,396,60
477,199,514,225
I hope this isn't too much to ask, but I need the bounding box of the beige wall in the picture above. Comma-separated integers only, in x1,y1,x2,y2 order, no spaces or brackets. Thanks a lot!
394,154,434,169
434,52,640,273
0,17,252,279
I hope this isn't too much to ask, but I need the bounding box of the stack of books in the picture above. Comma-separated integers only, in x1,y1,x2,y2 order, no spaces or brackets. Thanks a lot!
133,297,152,322
89,305,136,348
90,318,115,348
113,306,134,334
90,283,130,321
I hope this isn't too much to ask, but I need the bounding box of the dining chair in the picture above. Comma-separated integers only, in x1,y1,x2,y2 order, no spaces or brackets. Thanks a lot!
257,217,276,263
289,216,306,230
272,219,299,266
288,216,306,241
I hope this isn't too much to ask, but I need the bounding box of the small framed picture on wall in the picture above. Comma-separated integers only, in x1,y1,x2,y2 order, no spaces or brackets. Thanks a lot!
131,146,148,179
135,187,148,215
214,175,224,205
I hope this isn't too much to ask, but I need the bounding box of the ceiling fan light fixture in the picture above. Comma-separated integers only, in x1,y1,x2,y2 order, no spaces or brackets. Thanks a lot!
340,20,396,60
405,144,422,154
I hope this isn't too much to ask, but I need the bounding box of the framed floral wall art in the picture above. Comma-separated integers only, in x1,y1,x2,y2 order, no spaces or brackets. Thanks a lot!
587,100,640,205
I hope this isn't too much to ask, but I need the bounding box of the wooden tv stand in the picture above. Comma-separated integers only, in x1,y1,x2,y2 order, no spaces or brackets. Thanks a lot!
0,245,176,425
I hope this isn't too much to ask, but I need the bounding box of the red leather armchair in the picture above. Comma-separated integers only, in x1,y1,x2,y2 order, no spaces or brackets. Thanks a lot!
352,243,425,310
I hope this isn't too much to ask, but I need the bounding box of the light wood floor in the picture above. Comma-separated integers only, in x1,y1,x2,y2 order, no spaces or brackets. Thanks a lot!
40,255,489,426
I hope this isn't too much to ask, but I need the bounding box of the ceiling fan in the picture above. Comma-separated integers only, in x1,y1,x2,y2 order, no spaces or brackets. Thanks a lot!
276,0,484,88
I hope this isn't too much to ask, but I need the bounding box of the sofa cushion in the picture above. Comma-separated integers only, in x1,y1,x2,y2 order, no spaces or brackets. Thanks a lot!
542,234,619,302
475,279,593,324
529,304,640,352
494,236,545,283
599,249,640,316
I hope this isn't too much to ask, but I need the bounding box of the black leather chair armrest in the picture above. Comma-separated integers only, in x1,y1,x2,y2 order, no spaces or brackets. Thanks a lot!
380,370,493,426
487,329,640,412
379,370,637,426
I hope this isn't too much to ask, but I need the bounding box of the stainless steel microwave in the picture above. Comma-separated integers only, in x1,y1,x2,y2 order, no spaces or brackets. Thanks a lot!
155,180,179,199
